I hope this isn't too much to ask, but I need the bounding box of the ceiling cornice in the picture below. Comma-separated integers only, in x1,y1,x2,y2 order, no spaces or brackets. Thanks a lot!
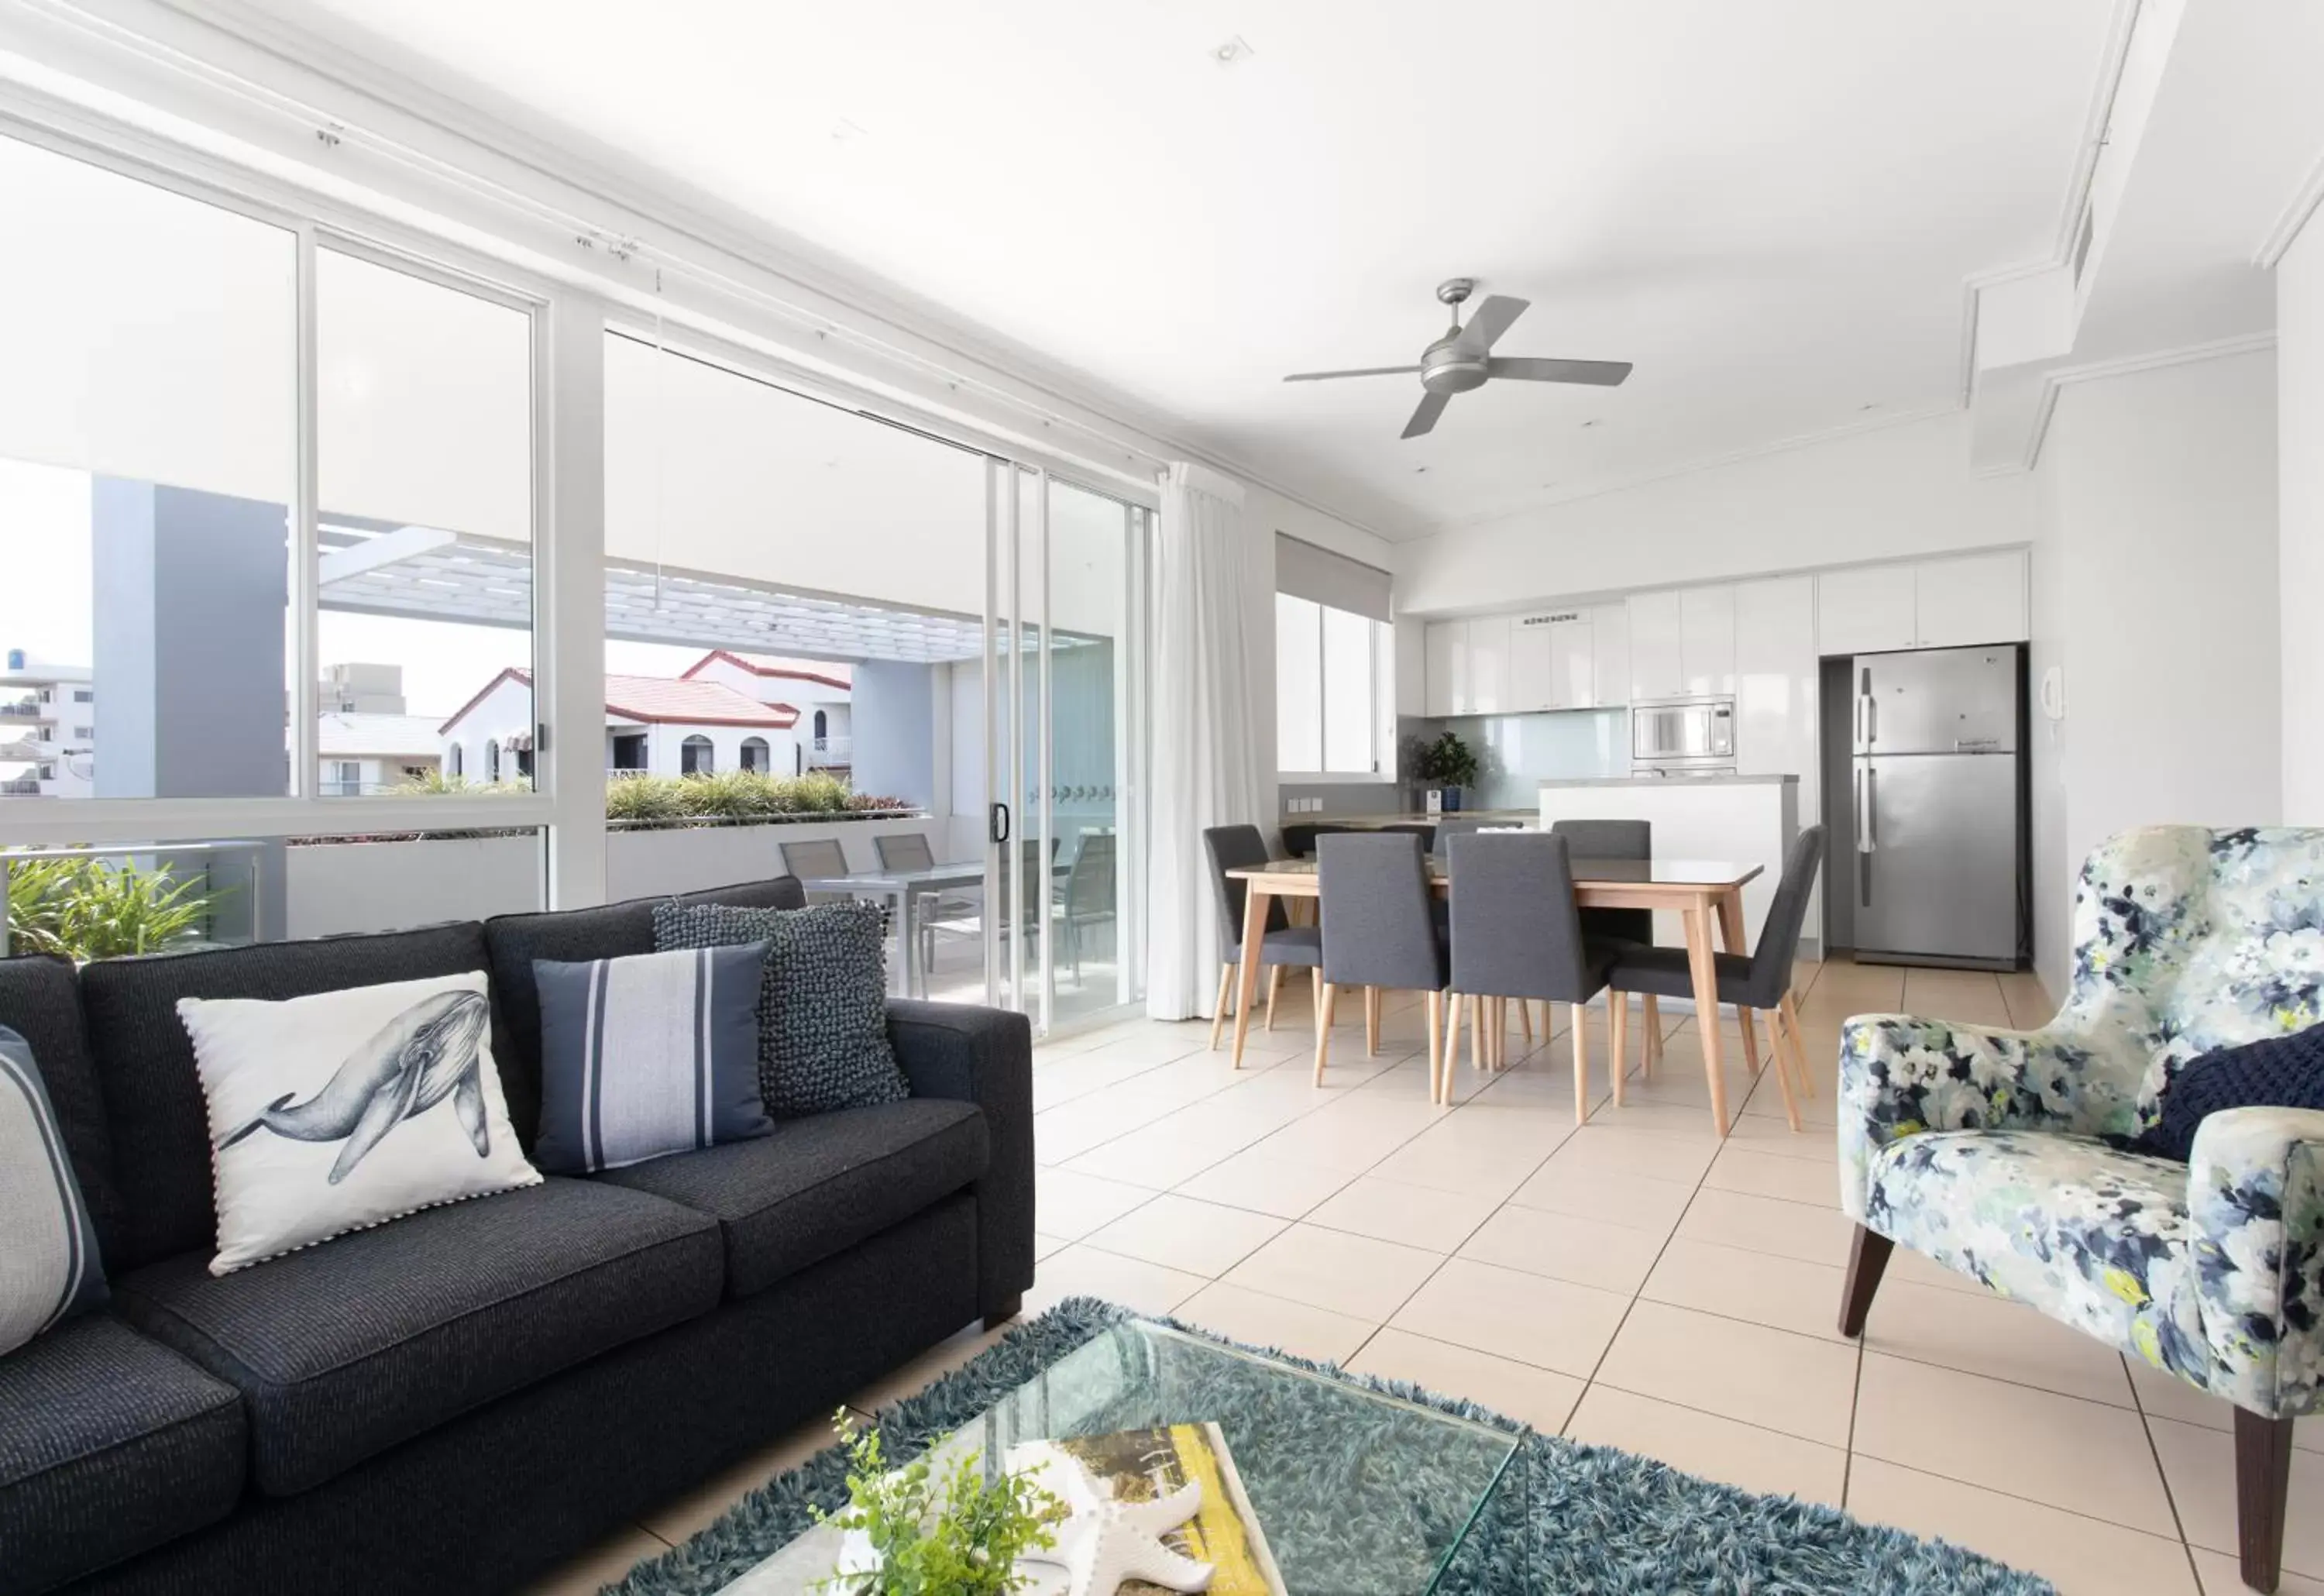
24,0,1398,544
2256,143,2324,269
2019,329,2278,471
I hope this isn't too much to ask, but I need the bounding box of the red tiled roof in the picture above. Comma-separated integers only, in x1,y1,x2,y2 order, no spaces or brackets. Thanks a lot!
682,648,851,690
438,668,799,734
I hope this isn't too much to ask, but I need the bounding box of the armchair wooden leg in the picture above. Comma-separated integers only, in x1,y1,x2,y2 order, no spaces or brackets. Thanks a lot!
2237,1407,2295,1594
1312,982,1338,1085
1208,963,1233,1051
1838,1226,1894,1337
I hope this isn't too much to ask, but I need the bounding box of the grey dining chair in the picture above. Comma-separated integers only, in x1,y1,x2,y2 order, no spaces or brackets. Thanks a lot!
1203,824,1323,1050
1315,832,1449,1087
1551,818,1655,1071
1429,815,1497,858
1057,832,1116,983
1433,815,1530,1048
1446,831,1627,1116
1281,821,1356,858
1604,825,1826,1133
873,831,979,998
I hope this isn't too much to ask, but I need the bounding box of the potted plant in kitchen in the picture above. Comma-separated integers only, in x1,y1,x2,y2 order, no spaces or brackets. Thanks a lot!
1408,731,1480,813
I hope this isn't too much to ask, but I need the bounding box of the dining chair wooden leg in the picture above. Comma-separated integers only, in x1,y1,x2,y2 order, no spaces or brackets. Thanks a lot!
1642,995,1662,1075
1610,995,1630,1102
1470,994,1487,1075
1736,1004,1762,1076
1208,963,1233,1051
1759,1006,1803,1130
1365,985,1381,1057
1441,991,1464,1105
1425,989,1445,1105
1265,966,1284,1032
1779,993,1817,1099
1519,996,1534,1045
1312,982,1338,1085
1571,1001,1591,1125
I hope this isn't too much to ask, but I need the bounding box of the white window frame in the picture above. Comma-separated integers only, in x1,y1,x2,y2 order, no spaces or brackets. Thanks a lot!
1276,596,1395,784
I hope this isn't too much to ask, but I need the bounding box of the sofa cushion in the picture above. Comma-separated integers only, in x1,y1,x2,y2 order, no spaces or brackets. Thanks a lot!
1865,1128,2206,1380
0,955,122,1258
595,1099,987,1300
483,878,807,1149
112,1177,722,1497
77,922,493,1272
0,1313,246,1594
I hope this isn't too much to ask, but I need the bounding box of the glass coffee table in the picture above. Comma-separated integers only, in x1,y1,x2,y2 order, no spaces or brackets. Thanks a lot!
721,1319,1530,1593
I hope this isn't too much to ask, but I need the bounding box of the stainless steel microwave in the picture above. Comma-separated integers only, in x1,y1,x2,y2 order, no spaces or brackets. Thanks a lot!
1632,697,1735,765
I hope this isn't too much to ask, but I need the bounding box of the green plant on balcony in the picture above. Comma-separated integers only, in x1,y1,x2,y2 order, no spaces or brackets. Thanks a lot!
387,769,914,826
5,855,218,962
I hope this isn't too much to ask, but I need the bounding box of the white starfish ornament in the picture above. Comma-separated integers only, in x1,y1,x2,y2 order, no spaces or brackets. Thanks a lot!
1012,1443,1215,1596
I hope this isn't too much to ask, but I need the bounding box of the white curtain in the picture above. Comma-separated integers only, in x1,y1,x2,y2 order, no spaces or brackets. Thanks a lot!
1146,462,1264,1020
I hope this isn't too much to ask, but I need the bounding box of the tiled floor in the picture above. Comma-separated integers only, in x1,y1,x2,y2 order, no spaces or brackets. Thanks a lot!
528,958,2318,1596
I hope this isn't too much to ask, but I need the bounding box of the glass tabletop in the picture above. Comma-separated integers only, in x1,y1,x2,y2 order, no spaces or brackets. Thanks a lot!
973,1320,1527,1593
1231,853,1762,887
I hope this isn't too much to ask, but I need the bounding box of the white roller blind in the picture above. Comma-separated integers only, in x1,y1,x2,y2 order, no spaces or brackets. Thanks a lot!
1275,533,1391,622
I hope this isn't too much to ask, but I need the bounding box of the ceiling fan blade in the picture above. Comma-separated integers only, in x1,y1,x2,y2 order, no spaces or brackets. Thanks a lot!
1282,365,1422,382
1401,391,1451,439
1456,294,1529,353
1487,356,1634,387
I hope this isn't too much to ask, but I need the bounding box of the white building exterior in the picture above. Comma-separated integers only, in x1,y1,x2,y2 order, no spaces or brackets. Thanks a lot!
438,664,813,783
0,651,95,798
682,651,854,769
318,714,444,795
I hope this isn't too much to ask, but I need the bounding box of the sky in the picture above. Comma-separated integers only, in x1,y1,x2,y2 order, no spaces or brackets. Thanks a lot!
2,458,723,719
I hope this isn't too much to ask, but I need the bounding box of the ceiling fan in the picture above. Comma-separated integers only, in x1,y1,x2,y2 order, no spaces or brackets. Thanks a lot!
1284,278,1632,439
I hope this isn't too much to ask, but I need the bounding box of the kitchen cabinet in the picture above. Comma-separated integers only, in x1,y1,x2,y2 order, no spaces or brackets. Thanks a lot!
1627,591,1684,700
1817,553,2029,656
1466,616,1511,714
1511,609,1593,711
1914,551,2029,648
1590,602,1629,707
1425,621,1463,716
1679,586,1737,696
1816,565,1919,657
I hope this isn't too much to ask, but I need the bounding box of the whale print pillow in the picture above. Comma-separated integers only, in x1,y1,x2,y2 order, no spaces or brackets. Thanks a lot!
179,972,541,1274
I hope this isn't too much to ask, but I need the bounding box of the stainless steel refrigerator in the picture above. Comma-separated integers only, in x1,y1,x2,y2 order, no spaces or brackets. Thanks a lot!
1850,644,2023,969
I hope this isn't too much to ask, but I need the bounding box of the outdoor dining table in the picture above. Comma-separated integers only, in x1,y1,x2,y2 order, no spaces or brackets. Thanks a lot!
1225,853,1766,1132
796,858,1072,999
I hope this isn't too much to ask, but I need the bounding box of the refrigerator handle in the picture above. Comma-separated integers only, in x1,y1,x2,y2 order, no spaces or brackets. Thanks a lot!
1857,768,1874,908
1864,693,1877,747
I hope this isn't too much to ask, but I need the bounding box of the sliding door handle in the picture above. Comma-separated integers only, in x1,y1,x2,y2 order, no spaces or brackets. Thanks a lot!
989,802,1012,844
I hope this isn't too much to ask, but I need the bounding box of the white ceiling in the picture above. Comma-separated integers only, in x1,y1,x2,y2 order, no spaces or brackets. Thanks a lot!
236,0,2119,539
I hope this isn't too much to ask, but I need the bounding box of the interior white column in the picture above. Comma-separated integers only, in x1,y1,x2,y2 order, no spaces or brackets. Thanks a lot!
542,293,609,908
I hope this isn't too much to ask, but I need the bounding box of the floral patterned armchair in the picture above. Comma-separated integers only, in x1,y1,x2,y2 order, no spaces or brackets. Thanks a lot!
1836,827,2324,1594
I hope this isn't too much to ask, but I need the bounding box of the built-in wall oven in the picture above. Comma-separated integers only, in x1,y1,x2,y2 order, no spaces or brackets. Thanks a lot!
1631,697,1735,776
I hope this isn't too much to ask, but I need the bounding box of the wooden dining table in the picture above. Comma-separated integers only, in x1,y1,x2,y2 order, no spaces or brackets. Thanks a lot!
1226,854,1765,1130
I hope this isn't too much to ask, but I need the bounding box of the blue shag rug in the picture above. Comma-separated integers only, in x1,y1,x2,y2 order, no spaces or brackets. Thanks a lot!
604,1297,2054,1595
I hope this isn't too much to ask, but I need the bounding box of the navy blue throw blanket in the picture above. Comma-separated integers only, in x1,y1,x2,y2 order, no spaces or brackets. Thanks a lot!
2126,1023,2324,1162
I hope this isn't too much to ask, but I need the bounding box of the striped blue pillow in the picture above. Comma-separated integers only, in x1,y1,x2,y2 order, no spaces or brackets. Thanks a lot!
531,944,774,1175
0,1023,108,1356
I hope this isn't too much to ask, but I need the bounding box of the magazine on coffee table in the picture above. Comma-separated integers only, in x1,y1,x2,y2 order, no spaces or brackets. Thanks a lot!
1051,1424,1287,1596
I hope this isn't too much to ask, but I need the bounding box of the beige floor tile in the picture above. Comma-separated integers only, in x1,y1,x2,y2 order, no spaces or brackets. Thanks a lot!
1033,1231,1071,1261
1846,1457,2199,1596
1864,1279,2135,1409
1026,1243,1206,1319
1223,1223,1445,1322
638,1414,834,1544
1717,1113,1841,1163
1073,1026,1215,1066
1886,1241,2002,1297
1346,1327,1586,1433
1676,1186,1859,1267
1173,1280,1377,1365
1564,1384,1847,1508
1703,1145,1845,1206
2150,1415,2324,1578
847,1320,1009,1414
1032,1166,1154,1240
1507,1161,1697,1237
1593,1298,1858,1446
1853,1352,2174,1532
1457,1204,1668,1295
1901,968,2016,1029
2125,1360,2324,1454
1082,1192,1290,1277
1640,1237,1852,1343
512,1525,669,1595
1388,1257,1630,1378
1305,1175,1499,1252
1544,1123,1721,1186
1177,1146,1353,1219
2191,1548,2324,1594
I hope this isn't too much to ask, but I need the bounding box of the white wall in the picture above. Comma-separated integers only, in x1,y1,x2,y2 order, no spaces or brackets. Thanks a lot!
1394,412,2038,615
2030,349,2283,997
285,834,541,938
2282,222,2324,824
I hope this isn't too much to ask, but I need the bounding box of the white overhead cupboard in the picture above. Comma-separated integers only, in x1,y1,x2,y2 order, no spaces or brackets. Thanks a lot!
1420,549,2028,717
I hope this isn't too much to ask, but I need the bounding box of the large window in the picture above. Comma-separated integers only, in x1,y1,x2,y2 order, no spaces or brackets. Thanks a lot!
1274,537,1393,778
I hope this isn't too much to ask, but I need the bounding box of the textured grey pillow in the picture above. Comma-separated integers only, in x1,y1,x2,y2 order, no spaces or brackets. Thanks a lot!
531,943,775,1174
0,1023,108,1354
652,901,909,1117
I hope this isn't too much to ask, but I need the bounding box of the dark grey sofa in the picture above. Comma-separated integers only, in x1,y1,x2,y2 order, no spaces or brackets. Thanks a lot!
0,876,1033,1596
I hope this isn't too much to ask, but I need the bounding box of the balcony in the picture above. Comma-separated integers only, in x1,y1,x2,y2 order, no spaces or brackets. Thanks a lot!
0,700,48,720
804,735,852,769
0,778,42,796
